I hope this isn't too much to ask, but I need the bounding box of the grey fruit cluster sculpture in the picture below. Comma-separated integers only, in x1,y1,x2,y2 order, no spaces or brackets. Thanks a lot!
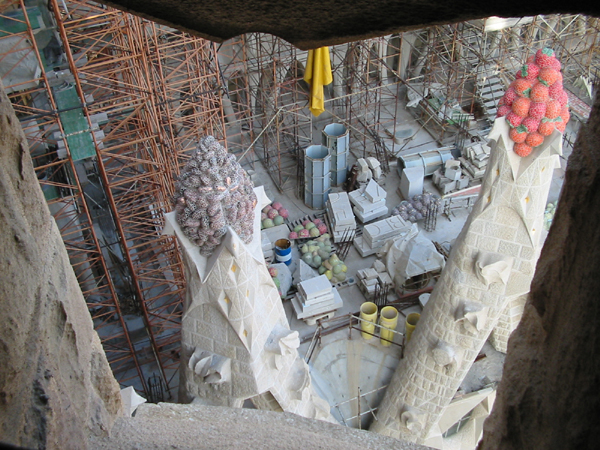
172,136,257,256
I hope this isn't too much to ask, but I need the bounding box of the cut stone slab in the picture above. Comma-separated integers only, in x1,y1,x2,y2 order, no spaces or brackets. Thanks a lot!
373,259,387,273
377,271,393,287
399,166,424,200
327,191,357,243
363,215,411,247
354,205,388,223
366,157,383,179
357,158,369,171
300,292,335,307
445,166,462,181
292,288,343,320
354,215,412,256
357,268,378,280
365,157,381,170
298,274,333,299
349,189,386,214
293,259,320,284
364,179,386,202
457,176,470,189
440,179,457,194
353,235,377,257
327,192,355,226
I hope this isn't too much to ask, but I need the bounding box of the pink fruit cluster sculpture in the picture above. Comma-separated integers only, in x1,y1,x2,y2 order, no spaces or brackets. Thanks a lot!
497,48,570,157
173,136,257,256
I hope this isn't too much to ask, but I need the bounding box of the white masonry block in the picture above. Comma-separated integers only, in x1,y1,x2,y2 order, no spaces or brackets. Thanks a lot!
445,166,462,181
298,275,333,300
366,157,382,179
400,166,424,200
364,179,386,203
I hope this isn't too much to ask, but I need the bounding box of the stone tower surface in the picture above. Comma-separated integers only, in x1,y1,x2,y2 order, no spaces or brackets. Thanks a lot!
489,293,529,353
164,186,332,421
370,118,562,445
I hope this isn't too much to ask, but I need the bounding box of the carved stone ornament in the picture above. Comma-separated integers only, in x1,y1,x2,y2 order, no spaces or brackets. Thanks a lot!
474,251,514,286
188,348,231,385
265,324,300,370
455,300,488,334
399,405,427,433
432,340,458,367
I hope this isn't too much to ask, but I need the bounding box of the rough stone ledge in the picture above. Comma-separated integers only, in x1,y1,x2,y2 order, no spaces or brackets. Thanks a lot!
90,402,433,450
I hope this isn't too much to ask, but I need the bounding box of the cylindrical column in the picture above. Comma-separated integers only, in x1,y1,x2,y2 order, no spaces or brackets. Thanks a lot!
322,123,349,186
379,306,399,346
404,313,420,343
397,148,453,176
304,145,331,209
360,302,378,340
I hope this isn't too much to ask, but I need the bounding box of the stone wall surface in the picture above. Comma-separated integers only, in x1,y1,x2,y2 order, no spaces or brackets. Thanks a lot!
489,293,528,353
97,0,600,49
0,83,122,449
89,402,430,450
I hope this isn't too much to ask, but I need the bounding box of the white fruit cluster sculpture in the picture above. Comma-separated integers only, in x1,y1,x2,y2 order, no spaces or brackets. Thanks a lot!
172,136,257,256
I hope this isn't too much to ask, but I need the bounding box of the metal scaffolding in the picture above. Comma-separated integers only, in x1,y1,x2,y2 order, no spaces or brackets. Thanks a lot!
0,0,226,398
2,0,599,399
400,16,599,146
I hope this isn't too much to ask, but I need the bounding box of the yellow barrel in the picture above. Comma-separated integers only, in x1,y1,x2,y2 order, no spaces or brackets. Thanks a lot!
360,302,378,340
379,306,399,347
405,312,421,343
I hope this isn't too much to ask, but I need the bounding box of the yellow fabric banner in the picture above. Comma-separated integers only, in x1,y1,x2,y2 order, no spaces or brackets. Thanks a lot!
304,47,333,117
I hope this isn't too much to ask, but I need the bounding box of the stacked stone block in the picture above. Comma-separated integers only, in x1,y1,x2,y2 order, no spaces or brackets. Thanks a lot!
291,275,344,321
353,214,411,257
459,141,491,180
326,191,356,243
349,179,389,223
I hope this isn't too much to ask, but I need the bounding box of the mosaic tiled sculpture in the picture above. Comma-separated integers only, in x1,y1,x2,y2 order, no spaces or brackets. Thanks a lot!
370,117,562,445
164,185,333,422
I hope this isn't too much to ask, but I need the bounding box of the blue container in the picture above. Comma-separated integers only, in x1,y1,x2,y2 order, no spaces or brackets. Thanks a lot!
322,123,349,186
275,238,292,266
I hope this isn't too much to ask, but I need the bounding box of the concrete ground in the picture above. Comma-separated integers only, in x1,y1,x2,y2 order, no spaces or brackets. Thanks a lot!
246,90,572,440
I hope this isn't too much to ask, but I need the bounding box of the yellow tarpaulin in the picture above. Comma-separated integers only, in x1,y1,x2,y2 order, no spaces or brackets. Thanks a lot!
304,47,333,117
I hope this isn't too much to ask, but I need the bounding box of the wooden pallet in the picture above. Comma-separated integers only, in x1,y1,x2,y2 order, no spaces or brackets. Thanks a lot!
287,211,329,244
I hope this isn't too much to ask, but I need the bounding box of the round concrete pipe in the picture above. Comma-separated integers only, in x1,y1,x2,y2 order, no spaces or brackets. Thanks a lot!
360,302,378,340
397,148,453,176
304,145,331,209
405,312,420,343
379,306,399,347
